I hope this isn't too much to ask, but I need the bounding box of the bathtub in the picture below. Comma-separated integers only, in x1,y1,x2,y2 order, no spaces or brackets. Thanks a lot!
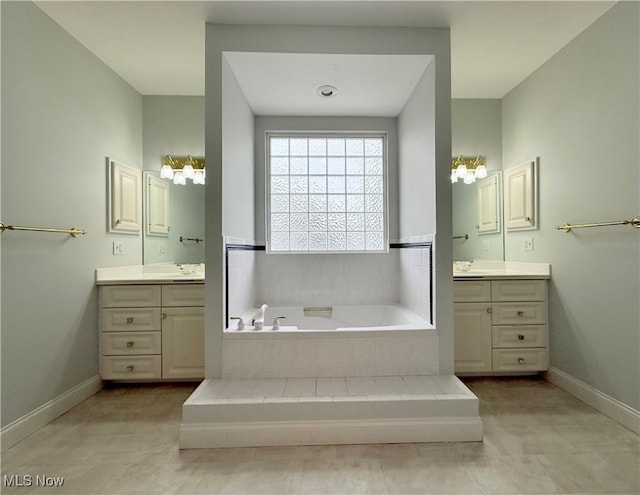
229,304,432,333
222,304,438,378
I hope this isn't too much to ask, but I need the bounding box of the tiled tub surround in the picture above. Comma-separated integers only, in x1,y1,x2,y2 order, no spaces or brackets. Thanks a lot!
226,236,432,321
224,238,435,379
222,327,438,379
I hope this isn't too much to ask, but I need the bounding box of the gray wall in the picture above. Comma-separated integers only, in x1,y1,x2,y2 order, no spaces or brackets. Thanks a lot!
142,96,205,264
206,24,451,377
222,55,255,241
452,99,503,261
1,2,143,426
502,2,639,410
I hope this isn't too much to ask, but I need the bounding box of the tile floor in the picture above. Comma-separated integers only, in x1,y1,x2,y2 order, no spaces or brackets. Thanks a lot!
2,376,638,494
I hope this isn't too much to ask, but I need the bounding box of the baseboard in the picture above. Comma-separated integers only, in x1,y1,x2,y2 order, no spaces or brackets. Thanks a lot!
179,417,483,449
546,367,640,434
1,375,103,452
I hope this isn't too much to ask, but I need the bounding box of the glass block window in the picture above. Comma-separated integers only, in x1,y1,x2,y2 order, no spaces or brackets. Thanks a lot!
267,133,387,253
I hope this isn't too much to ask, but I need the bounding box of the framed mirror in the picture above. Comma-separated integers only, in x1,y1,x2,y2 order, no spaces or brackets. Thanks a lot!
452,171,504,261
142,171,205,265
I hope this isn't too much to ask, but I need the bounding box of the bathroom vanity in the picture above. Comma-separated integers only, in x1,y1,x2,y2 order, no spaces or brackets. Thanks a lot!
96,265,204,381
453,261,550,374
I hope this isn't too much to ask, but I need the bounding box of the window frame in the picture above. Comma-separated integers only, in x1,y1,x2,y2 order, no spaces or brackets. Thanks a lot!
265,131,389,254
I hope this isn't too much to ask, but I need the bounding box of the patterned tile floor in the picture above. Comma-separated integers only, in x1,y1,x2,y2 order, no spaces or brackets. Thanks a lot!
2,376,638,494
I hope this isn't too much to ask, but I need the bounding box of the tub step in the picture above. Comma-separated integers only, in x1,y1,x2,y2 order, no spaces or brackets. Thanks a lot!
179,375,482,448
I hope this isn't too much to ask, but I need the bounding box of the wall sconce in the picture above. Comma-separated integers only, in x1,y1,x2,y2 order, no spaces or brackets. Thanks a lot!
451,155,487,184
160,155,206,185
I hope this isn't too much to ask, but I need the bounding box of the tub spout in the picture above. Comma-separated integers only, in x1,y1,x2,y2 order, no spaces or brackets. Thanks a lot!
251,304,268,330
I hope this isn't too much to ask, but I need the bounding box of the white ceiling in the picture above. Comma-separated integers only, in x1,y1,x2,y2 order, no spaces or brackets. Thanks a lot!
36,0,615,105
224,52,433,116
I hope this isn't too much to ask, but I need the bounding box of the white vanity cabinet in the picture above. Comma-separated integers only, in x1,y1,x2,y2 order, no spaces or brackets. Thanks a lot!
454,278,548,374
100,283,204,381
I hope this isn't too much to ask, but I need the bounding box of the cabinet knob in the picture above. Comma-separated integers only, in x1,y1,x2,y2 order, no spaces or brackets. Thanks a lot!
161,313,167,319
126,317,134,324
518,358,525,364
518,334,525,340
126,365,134,372
126,341,134,348
486,307,493,314
517,311,524,317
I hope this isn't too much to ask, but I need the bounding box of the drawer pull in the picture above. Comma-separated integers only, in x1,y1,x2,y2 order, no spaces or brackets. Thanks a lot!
518,357,525,364
486,307,493,314
126,341,134,348
126,317,134,324
161,313,167,320
517,311,524,317
126,365,134,372
518,334,525,340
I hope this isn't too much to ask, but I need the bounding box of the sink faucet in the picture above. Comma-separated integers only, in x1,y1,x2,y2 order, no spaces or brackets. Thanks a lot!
229,316,244,330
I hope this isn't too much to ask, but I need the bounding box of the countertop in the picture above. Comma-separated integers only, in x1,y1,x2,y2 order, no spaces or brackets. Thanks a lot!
453,261,550,280
95,264,204,285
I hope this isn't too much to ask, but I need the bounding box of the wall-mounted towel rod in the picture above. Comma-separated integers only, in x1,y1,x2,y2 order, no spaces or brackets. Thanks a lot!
180,236,204,243
453,233,469,240
557,215,640,233
0,222,86,237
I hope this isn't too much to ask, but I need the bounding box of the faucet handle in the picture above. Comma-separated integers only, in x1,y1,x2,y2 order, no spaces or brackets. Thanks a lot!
229,316,245,330
272,316,286,330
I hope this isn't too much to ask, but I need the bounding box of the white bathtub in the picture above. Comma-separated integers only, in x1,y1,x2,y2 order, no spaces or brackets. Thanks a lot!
228,304,432,333
222,304,438,378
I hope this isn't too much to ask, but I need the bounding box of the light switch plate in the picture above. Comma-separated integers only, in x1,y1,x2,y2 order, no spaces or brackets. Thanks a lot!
524,237,534,251
113,241,124,255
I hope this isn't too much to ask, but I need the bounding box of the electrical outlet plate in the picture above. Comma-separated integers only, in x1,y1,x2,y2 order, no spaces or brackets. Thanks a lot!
481,241,489,251
113,241,124,255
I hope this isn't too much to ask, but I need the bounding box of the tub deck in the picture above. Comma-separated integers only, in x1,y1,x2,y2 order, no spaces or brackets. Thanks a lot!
180,375,482,448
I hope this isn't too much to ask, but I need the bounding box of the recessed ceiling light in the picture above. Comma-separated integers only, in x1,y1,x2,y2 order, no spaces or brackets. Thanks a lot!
316,85,338,98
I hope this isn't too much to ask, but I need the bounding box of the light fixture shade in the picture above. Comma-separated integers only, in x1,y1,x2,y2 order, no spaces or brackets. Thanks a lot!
173,171,186,185
182,164,195,179
160,164,174,179
463,170,476,184
193,170,205,185
456,164,467,178
451,170,458,183
475,164,488,179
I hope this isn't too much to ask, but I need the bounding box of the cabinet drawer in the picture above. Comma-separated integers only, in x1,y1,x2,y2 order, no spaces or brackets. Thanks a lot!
101,285,161,308
453,281,491,302
492,302,546,325
102,331,161,355
162,284,205,307
101,355,162,379
101,308,161,332
492,280,546,302
492,325,546,348
492,348,547,371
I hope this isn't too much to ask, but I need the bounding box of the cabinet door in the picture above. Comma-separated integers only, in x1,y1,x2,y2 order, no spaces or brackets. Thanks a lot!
504,159,536,231
454,303,493,373
477,175,501,234
109,159,142,233
162,307,204,379
146,174,170,236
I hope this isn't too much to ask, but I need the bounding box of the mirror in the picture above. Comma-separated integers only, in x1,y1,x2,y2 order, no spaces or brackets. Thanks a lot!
142,171,205,264
452,171,504,261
